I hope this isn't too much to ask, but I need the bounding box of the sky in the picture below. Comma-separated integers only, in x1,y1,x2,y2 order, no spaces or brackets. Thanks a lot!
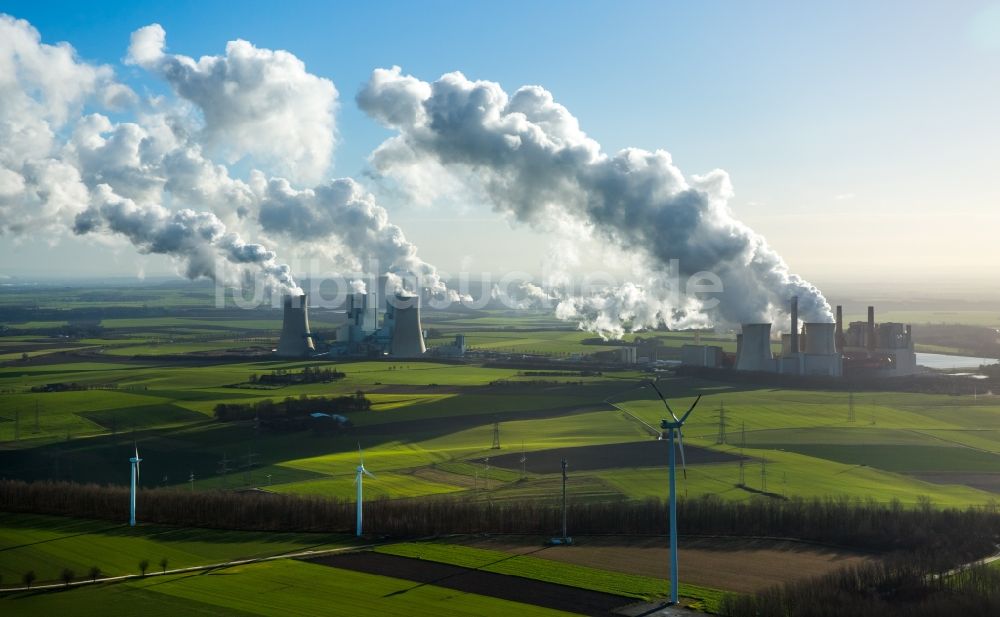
0,0,998,302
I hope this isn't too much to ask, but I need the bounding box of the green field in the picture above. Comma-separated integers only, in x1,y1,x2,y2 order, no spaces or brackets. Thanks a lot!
1,557,575,617
0,513,353,585
5,284,1000,614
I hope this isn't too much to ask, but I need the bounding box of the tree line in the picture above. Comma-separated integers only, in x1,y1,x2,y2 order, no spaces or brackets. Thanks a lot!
2,481,997,564
720,555,1000,617
213,391,370,427
249,366,345,386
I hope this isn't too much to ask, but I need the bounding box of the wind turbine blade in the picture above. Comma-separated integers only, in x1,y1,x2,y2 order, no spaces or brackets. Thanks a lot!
649,381,679,422
363,469,376,478
679,395,702,424
677,428,688,480
357,442,364,466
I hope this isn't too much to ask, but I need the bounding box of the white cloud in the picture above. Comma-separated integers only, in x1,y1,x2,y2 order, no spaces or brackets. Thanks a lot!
127,23,338,185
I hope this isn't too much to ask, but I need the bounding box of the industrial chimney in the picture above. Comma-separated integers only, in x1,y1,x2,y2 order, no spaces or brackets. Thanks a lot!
835,305,844,353
276,294,315,357
389,293,426,357
867,306,876,351
790,296,799,355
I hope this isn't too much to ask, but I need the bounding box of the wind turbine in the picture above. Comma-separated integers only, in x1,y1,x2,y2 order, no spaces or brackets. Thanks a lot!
129,445,142,527
651,381,701,606
354,444,376,537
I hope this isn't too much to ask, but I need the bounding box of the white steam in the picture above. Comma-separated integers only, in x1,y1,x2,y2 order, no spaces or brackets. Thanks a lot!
0,17,462,302
358,67,832,331
74,185,301,293
257,176,470,302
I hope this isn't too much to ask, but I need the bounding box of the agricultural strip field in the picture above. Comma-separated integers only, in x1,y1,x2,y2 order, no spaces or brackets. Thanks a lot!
457,535,876,595
486,439,741,474
0,513,355,586
1,559,576,617
309,551,637,616
6,294,1000,511
371,541,724,611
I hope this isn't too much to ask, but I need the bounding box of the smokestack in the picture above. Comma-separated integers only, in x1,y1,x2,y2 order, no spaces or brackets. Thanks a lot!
867,306,876,351
835,305,844,352
389,293,426,357
800,323,807,352
790,296,799,356
276,294,315,357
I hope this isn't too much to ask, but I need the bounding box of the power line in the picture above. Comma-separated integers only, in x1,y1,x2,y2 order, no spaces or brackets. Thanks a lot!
716,400,727,445
217,453,230,489
738,421,746,486
520,441,527,480
561,458,569,540
761,456,767,493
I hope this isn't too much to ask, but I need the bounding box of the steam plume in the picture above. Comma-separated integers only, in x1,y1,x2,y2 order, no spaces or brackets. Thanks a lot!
75,185,301,294
358,67,832,331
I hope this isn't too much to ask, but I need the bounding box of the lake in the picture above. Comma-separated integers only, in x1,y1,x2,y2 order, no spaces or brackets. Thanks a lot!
915,353,999,370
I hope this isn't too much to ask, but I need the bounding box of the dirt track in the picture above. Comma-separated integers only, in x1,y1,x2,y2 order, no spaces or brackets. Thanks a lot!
908,471,1000,493
462,535,875,594
485,439,740,473
308,551,635,616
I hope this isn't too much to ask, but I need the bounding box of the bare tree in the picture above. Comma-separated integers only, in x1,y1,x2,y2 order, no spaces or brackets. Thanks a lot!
60,568,74,587
23,570,35,589
159,557,168,574
88,566,101,582
138,559,149,577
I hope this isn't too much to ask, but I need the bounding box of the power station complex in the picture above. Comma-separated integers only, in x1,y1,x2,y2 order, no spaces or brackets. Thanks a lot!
276,292,460,359
681,297,917,378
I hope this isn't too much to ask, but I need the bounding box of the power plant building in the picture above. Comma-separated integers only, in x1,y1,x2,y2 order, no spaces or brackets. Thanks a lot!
683,296,916,379
275,290,435,359
841,306,916,377
680,344,723,368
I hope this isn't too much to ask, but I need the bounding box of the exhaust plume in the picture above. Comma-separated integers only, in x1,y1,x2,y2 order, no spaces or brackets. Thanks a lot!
257,176,469,301
358,67,832,330
74,185,301,294
2,17,461,303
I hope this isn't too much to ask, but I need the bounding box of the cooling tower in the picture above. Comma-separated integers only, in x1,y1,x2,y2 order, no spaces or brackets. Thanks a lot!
803,322,836,355
736,323,773,372
276,294,315,357
389,293,426,357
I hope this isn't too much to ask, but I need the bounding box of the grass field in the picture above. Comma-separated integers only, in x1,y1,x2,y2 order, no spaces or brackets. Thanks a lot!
5,288,1000,511
1,558,576,617
0,513,354,586
376,541,724,611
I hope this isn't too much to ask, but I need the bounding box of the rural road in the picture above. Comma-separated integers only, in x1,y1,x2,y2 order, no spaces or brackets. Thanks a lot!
0,540,380,594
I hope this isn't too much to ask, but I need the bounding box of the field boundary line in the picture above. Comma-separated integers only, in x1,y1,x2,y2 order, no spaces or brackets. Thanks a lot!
0,540,384,594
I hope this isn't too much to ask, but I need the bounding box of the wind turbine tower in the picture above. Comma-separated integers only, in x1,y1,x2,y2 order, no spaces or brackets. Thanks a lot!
653,382,701,606
129,445,142,527
355,445,376,537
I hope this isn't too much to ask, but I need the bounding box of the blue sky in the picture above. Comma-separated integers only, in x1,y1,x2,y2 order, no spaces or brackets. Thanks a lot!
1,0,998,288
